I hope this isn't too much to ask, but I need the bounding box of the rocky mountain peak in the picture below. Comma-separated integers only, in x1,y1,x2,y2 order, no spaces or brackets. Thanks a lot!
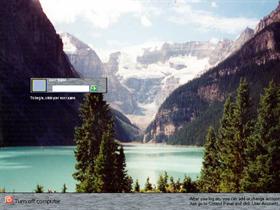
59,33,141,115
105,52,121,74
60,32,92,54
227,27,254,54
255,1,280,33
60,32,103,78
1,0,77,77
240,27,254,40
108,52,121,64
144,21,280,144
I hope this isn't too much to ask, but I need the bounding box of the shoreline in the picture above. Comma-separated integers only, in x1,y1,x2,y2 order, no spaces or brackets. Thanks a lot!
0,143,203,149
121,142,203,148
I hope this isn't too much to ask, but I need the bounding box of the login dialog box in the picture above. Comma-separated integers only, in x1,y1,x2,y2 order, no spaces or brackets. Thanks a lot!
30,78,107,93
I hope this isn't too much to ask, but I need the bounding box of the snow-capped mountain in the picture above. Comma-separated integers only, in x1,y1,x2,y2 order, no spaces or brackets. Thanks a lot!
60,32,103,78
144,2,280,145
108,28,253,127
60,33,141,115
60,28,254,129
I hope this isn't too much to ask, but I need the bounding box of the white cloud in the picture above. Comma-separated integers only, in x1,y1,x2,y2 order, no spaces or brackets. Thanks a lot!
90,32,103,39
209,37,219,44
106,40,130,49
169,4,258,34
211,2,218,8
96,39,164,62
178,0,201,3
40,0,144,29
141,16,152,27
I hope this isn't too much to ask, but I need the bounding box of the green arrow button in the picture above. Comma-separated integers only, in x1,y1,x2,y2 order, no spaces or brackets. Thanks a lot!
90,85,97,92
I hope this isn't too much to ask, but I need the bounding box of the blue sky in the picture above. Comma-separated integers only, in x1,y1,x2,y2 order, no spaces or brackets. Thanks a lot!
40,0,279,56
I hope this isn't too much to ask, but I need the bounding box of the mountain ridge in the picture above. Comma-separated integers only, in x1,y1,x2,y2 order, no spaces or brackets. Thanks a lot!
60,33,142,115
255,1,280,33
0,0,80,146
62,27,254,129
144,7,280,144
0,0,141,146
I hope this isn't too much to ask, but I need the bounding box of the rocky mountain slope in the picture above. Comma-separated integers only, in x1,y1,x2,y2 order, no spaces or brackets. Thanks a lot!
60,33,141,115
144,4,280,145
0,0,80,146
62,28,253,129
0,0,140,146
112,109,142,142
60,32,104,78
255,2,280,33
108,29,254,127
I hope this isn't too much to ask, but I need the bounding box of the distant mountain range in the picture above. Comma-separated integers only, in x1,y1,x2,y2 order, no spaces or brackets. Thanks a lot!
144,3,280,145
60,33,141,115
60,27,254,129
0,0,140,146
6,0,278,146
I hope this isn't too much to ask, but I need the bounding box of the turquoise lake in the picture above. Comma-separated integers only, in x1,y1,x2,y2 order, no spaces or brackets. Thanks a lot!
0,144,203,192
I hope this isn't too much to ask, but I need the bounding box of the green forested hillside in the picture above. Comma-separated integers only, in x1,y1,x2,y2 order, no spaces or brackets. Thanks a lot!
169,60,280,145
145,22,280,145
199,81,280,192
112,109,142,142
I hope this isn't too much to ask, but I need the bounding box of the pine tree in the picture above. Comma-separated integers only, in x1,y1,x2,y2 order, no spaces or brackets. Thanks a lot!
157,171,168,192
62,184,67,193
35,185,44,193
168,176,176,192
163,171,168,188
175,178,181,192
144,177,153,192
217,96,235,163
181,176,197,193
197,98,233,192
241,81,280,192
199,127,219,192
73,93,114,192
134,179,140,192
157,174,167,192
124,176,133,193
93,132,116,192
115,145,132,192
219,79,253,192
